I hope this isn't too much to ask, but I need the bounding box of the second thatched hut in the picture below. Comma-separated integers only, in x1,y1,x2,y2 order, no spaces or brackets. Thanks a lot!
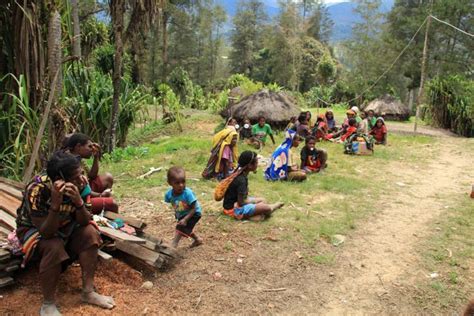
364,95,410,121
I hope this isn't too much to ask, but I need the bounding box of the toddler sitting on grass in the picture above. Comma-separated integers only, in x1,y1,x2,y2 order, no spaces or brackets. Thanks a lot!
165,166,203,248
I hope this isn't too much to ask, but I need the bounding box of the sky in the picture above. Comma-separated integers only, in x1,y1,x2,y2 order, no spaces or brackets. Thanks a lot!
265,0,348,5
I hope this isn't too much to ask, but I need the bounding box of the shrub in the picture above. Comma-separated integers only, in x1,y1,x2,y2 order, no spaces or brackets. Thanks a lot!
426,75,473,137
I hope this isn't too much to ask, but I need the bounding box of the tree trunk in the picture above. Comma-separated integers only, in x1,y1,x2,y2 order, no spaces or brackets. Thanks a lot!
108,0,124,152
161,6,169,81
47,10,63,153
70,0,81,59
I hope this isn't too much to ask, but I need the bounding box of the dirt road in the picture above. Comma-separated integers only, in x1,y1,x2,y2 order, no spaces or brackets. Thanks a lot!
291,133,473,315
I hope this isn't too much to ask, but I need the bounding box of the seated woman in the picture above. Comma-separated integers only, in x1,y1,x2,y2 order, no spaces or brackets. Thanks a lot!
222,151,284,220
15,151,114,316
296,113,311,138
369,117,388,145
265,130,307,182
325,110,338,133
63,133,118,214
301,136,328,173
312,114,328,141
202,121,238,180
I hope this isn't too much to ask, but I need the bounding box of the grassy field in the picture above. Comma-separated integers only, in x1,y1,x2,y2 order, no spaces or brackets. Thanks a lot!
100,110,437,260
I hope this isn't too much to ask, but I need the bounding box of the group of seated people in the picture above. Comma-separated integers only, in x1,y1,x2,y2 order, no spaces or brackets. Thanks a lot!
288,108,388,145
203,107,388,184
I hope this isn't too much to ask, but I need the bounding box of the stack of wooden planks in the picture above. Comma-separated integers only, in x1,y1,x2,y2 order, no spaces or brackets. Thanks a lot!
0,178,23,288
0,177,177,289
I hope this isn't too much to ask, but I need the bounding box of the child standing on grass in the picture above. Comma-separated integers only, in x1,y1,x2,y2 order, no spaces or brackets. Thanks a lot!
165,166,203,248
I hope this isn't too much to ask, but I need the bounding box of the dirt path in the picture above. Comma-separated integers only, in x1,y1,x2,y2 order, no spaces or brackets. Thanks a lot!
290,135,473,314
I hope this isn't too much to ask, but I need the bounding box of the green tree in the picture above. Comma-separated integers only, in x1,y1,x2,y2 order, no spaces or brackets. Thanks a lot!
229,0,267,77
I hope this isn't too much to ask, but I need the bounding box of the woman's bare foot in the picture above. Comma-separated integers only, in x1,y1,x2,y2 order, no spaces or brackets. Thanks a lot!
81,291,115,309
40,303,62,316
190,238,203,248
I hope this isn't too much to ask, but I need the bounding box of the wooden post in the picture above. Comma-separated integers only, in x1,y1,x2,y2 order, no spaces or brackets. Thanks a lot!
414,13,432,133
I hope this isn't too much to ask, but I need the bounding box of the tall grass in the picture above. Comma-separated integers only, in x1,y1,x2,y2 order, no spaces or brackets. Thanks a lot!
63,64,150,146
0,74,42,179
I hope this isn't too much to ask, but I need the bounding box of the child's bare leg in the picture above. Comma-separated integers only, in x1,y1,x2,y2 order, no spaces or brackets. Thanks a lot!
172,233,182,248
249,202,284,218
189,233,203,248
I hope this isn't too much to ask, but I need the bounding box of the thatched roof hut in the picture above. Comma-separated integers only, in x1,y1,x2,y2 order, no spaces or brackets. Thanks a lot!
364,95,410,121
221,89,300,128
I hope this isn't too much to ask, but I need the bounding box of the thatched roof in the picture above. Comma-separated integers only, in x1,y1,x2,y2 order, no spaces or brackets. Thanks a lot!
221,89,300,127
364,95,410,121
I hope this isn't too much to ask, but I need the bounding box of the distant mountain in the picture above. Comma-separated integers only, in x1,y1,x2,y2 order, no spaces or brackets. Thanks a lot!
214,0,395,42
328,0,394,42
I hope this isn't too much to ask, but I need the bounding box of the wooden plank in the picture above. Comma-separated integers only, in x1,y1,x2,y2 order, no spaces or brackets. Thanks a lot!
98,226,146,244
0,210,16,230
0,248,11,262
0,177,23,190
98,250,113,261
103,211,146,230
115,240,163,268
0,225,12,237
0,194,21,217
0,183,23,200
0,276,15,288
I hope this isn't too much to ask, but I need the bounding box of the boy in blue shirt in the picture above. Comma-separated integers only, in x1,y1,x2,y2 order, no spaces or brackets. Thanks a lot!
165,166,203,248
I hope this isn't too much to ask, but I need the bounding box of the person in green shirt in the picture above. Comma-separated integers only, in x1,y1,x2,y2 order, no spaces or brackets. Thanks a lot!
351,106,363,124
252,117,276,147
367,109,377,130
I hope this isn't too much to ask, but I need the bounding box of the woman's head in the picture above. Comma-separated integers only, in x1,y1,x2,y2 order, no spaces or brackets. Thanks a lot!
227,117,237,126
360,111,367,119
298,113,308,125
46,151,82,185
376,117,385,127
348,118,357,127
368,110,375,117
325,110,333,120
238,151,258,172
346,110,355,119
306,111,312,120
65,133,93,158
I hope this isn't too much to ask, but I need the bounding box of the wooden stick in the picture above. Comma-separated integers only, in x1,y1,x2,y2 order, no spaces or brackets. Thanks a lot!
23,68,61,184
262,288,287,292
137,167,162,179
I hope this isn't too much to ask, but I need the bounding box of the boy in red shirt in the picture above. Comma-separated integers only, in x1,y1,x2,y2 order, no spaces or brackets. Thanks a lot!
341,118,358,142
